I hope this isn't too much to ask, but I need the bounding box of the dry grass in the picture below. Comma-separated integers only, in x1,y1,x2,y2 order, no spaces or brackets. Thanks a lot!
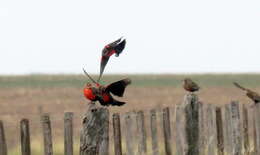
1,74,260,154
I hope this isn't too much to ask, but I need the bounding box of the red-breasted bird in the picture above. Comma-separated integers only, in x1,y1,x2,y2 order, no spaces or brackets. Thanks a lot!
98,38,126,82
233,82,260,104
183,78,200,92
83,69,131,106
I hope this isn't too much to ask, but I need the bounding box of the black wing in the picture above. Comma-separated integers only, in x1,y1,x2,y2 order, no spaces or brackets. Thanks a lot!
105,78,131,97
114,39,126,56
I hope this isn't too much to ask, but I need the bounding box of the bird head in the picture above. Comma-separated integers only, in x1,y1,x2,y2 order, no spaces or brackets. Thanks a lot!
83,85,96,101
183,78,192,82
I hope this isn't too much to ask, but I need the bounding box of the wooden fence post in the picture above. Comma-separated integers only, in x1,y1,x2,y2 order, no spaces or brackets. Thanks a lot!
176,104,187,155
254,103,260,154
80,105,109,155
150,109,159,155
124,112,136,155
112,113,122,155
0,120,7,155
229,101,242,155
184,93,199,155
41,114,53,155
136,111,147,155
224,103,232,154
20,119,31,155
206,104,217,155
64,112,73,155
170,105,176,154
198,102,206,155
163,107,172,155
242,105,249,155
216,107,224,155
252,108,257,154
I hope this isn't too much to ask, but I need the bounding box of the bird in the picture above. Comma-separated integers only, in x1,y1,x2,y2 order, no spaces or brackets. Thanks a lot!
98,37,126,82
233,82,260,104
82,38,129,106
183,78,200,92
83,76,131,106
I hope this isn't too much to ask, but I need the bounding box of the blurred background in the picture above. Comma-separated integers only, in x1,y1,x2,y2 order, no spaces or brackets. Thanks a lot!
0,0,260,154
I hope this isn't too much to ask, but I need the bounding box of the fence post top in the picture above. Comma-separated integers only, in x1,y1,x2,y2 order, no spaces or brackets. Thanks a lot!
41,114,50,123
20,118,29,123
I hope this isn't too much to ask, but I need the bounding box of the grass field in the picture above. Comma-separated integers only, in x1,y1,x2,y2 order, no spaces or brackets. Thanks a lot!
1,74,260,154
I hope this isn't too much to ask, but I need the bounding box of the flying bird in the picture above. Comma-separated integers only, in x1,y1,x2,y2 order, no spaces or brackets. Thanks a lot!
233,82,260,104
83,69,131,106
183,78,200,92
98,38,126,82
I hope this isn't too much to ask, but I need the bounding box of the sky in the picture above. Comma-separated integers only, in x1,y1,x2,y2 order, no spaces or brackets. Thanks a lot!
0,0,260,75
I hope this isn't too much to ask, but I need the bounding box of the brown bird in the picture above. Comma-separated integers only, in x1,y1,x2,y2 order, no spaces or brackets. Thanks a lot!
183,78,200,92
233,82,260,104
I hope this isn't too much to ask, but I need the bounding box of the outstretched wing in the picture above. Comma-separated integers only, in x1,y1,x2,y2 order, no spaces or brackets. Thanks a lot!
105,78,131,97
114,39,126,56
98,38,126,82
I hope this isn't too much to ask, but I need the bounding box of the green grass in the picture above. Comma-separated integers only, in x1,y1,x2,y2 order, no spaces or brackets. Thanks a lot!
1,74,260,88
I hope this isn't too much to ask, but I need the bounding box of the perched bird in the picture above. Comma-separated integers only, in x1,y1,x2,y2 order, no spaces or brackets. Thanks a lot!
233,82,260,104
98,38,126,82
183,78,200,92
83,69,131,106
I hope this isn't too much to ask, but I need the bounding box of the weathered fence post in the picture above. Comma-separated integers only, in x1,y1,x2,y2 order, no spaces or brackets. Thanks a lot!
150,109,159,155
206,104,217,155
252,108,257,154
224,103,232,154
41,114,53,155
80,105,109,155
136,111,147,155
254,103,260,154
124,112,136,155
20,119,31,155
0,120,7,155
216,107,224,155
163,107,172,155
198,102,206,155
64,112,73,155
176,104,187,155
242,105,249,155
170,105,176,154
112,113,122,155
229,101,242,155
183,93,199,155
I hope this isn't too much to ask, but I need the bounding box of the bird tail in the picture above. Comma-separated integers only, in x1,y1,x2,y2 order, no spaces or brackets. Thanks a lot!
233,82,247,91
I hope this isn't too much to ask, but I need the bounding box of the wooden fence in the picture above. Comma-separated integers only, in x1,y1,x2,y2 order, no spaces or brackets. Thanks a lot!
0,94,260,155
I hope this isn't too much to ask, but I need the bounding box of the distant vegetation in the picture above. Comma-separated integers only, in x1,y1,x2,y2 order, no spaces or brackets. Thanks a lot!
1,74,260,88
